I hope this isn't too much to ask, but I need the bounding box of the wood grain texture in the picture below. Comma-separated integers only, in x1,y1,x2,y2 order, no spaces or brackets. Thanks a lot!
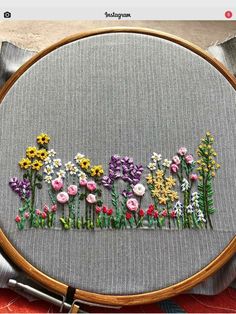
0,27,235,306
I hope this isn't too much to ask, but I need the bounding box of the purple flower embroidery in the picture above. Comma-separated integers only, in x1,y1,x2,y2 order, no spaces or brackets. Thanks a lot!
9,177,31,199
102,155,144,190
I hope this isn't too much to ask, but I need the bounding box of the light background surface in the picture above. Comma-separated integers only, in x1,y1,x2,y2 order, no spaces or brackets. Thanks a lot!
0,21,236,51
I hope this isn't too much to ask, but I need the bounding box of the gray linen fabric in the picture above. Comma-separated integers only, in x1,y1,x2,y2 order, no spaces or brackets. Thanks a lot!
0,33,235,295
0,41,35,88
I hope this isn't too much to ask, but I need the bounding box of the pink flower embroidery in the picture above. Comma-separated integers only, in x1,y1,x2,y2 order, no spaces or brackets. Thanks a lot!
86,181,97,192
67,185,78,196
15,215,21,223
170,163,179,173
51,177,63,191
190,173,198,181
35,209,41,215
41,212,47,219
178,147,187,156
24,212,30,219
126,198,139,211
172,155,181,165
43,205,49,213
51,204,57,212
86,193,97,204
185,154,194,164
79,178,87,186
57,192,69,204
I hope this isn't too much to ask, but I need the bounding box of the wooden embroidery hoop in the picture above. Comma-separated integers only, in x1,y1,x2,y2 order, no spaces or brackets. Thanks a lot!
0,27,235,306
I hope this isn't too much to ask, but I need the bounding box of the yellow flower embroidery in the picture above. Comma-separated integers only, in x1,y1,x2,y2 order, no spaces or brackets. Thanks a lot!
166,176,176,187
31,160,43,171
158,196,168,205
79,158,91,170
19,158,31,169
26,146,37,159
36,149,48,161
169,191,179,202
154,180,163,189
146,174,153,184
91,165,104,177
37,133,50,145
151,189,160,198
156,170,164,179
162,188,171,197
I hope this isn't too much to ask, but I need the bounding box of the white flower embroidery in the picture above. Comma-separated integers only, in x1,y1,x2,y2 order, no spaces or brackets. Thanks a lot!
181,178,190,192
44,157,51,165
48,149,56,157
148,162,156,171
44,175,53,183
69,165,79,175
57,170,66,178
133,183,145,196
162,159,171,168
65,161,79,175
53,159,62,168
65,161,74,171
197,210,206,223
174,201,183,216
74,153,85,164
43,165,54,175
151,152,162,162
187,204,194,214
78,171,87,180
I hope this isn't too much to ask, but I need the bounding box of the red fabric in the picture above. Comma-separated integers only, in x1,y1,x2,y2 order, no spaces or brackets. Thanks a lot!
172,288,236,313
0,288,235,313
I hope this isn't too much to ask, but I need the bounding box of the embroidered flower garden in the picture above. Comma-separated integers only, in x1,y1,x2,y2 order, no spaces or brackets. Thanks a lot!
10,132,220,230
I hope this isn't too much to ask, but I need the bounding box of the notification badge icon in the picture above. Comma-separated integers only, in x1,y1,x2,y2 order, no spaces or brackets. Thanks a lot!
225,11,233,19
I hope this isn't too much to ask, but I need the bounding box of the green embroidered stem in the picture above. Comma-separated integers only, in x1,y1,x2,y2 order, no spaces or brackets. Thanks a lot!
203,174,213,229
48,188,56,204
111,183,120,217
30,170,37,211
166,202,171,229
183,190,190,228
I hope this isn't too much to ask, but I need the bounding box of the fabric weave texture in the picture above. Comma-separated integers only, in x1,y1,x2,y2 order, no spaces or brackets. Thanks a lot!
0,33,235,294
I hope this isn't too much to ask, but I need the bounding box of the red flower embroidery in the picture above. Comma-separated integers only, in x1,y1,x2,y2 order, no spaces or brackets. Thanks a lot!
107,208,113,216
102,206,108,214
153,210,159,218
96,206,101,213
148,204,155,212
161,209,168,217
139,208,145,217
126,212,132,220
170,210,176,218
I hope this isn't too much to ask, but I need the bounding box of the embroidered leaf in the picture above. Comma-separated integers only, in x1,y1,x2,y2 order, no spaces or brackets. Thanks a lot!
35,183,42,189
97,200,103,207
95,189,102,197
79,193,86,200
36,174,43,181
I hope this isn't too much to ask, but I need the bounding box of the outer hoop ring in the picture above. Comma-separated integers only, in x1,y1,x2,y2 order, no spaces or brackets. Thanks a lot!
0,27,235,306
